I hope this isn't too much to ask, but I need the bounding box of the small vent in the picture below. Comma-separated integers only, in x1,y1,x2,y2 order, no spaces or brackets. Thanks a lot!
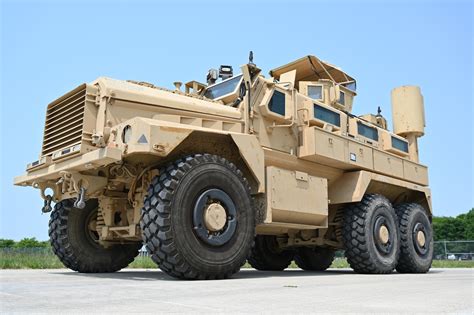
41,86,86,157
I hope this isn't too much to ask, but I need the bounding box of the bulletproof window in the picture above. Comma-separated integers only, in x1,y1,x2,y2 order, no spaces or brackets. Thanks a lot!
314,104,340,127
357,121,379,141
268,90,286,116
339,91,345,105
308,85,323,100
204,74,243,100
391,136,409,153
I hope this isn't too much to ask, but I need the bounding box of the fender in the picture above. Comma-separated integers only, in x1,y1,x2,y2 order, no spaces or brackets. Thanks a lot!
328,170,432,214
121,116,265,193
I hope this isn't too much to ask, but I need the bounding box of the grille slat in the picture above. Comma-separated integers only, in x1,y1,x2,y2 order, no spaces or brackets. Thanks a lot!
46,98,84,121
44,109,84,133
43,121,83,143
42,85,87,157
47,89,85,113
43,131,83,152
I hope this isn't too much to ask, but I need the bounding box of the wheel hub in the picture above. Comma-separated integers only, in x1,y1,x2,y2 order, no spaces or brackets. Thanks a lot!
379,225,390,244
373,215,394,255
193,189,237,247
416,230,426,247
413,222,429,255
203,203,227,232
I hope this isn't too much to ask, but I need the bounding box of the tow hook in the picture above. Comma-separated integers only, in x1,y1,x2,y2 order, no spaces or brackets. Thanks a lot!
74,187,87,209
42,195,53,213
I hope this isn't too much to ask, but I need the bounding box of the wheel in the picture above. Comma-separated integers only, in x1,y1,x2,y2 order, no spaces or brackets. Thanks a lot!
49,199,141,273
395,203,433,273
248,235,294,271
141,154,255,280
294,247,335,271
342,194,400,274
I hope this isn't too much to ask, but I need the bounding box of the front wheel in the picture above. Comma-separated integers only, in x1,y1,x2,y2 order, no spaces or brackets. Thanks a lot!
49,199,141,273
141,154,255,280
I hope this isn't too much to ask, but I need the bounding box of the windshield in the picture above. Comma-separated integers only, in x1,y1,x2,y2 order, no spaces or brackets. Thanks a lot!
342,81,357,92
204,74,243,100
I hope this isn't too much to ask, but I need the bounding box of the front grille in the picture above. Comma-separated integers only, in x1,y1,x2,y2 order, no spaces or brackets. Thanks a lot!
41,86,87,157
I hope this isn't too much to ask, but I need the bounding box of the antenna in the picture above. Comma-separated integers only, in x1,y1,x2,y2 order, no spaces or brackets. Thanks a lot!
377,106,382,116
249,51,255,66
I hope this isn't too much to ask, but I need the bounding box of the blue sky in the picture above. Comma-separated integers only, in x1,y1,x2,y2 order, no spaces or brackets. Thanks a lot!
1,0,472,240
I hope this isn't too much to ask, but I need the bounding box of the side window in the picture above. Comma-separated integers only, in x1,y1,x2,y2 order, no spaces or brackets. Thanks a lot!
357,121,379,141
314,104,341,127
391,136,409,152
268,90,286,116
339,91,345,105
308,85,323,100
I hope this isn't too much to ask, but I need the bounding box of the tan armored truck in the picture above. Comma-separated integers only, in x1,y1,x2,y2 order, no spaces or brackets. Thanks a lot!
14,53,433,279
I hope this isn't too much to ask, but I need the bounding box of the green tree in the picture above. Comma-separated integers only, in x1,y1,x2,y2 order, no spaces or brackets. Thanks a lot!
461,208,474,240
433,208,474,241
14,237,47,248
0,239,15,248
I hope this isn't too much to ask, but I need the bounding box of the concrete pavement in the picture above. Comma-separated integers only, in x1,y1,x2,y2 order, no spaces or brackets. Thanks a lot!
0,268,472,313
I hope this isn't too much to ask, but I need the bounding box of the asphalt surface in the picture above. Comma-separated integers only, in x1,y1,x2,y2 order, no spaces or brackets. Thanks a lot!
0,268,472,314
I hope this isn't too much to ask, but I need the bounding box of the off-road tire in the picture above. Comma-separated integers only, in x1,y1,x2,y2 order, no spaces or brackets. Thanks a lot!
343,194,400,274
248,235,294,271
141,154,255,280
294,247,335,271
395,203,433,273
49,199,141,273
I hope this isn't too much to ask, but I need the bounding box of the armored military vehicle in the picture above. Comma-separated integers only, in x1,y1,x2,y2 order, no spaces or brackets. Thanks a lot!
14,53,433,279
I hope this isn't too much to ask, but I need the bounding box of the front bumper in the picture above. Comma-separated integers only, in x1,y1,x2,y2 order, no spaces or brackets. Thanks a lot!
14,147,122,187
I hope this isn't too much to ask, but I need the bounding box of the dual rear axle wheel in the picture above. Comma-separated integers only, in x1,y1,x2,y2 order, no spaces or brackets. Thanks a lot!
342,194,433,274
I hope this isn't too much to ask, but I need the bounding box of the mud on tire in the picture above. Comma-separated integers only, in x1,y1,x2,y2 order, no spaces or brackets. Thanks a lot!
49,199,141,273
141,154,255,280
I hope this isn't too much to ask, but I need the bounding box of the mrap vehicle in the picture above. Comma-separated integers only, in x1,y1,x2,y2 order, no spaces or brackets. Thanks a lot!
14,53,433,279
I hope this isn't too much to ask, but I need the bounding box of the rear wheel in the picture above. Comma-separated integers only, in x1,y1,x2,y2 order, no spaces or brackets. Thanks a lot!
141,154,255,280
49,199,141,273
395,203,433,273
343,194,400,274
294,247,335,271
248,235,294,271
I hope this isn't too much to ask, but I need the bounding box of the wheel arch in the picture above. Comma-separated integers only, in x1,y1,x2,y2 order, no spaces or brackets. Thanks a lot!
164,130,265,195
328,170,432,215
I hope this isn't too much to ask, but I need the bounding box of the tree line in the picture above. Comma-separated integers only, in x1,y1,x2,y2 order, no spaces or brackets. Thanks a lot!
1,208,472,248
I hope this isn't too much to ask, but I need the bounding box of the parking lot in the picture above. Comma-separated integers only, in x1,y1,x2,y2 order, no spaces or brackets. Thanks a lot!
0,268,472,313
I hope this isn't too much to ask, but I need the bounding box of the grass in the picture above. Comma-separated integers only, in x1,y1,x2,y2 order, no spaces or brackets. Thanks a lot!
1,249,473,269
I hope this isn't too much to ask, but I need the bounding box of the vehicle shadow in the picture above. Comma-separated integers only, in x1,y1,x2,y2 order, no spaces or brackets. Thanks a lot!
52,268,405,282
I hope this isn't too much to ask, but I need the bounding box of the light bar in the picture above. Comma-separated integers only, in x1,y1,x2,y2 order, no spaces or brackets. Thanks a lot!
26,156,50,170
52,144,81,160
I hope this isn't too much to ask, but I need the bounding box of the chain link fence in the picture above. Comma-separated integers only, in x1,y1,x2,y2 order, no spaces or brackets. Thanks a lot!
433,241,474,260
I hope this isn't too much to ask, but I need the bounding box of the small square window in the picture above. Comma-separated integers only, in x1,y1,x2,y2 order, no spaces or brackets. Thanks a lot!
308,85,323,100
268,90,286,116
339,91,345,105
